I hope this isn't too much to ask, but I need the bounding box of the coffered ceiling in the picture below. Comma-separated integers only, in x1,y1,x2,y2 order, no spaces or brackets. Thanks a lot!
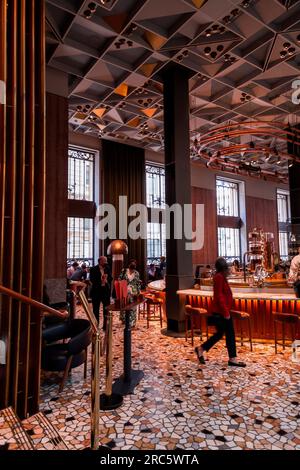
46,0,300,181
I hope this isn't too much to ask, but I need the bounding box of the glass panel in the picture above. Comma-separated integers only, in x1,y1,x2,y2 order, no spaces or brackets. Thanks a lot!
277,192,289,223
147,222,166,264
279,231,289,260
146,164,165,208
68,148,95,201
277,191,290,260
216,178,239,216
67,217,94,266
218,227,241,262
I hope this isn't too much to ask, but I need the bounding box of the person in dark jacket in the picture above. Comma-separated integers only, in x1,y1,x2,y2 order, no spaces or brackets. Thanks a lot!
89,256,112,330
195,257,246,367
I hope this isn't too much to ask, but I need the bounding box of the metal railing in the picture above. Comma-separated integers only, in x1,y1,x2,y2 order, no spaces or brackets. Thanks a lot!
0,285,68,320
78,289,101,450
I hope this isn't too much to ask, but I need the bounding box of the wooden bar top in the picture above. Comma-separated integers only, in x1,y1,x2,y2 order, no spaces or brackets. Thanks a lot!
177,288,298,301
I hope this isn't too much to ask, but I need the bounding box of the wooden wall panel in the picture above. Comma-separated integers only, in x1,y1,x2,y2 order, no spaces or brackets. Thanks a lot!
0,0,46,418
45,93,68,280
246,196,279,253
192,187,218,266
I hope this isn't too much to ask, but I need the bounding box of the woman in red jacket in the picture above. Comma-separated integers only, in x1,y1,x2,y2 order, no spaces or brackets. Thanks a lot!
195,257,246,367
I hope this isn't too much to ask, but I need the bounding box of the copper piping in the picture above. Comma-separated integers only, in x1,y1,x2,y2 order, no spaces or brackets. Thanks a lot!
199,130,300,147
209,147,297,161
30,0,46,416
191,159,288,183
21,0,35,418
11,0,27,411
0,0,7,288
199,121,300,139
0,0,8,409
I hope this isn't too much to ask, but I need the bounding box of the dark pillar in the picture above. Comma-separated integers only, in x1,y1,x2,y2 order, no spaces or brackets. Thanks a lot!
288,126,300,250
289,162,300,225
163,65,194,332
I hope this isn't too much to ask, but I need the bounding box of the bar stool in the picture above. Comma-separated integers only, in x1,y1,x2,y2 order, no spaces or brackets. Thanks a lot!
146,297,163,328
185,305,209,346
272,312,299,354
137,295,148,320
230,310,253,351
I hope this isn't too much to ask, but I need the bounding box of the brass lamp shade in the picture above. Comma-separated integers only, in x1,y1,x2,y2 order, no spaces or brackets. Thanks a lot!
107,240,128,256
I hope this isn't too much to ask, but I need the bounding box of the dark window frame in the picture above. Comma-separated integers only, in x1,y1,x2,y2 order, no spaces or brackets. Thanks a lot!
216,177,242,263
146,163,166,265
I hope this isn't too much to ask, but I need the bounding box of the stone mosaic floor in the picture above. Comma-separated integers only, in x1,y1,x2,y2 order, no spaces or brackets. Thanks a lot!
1,311,300,450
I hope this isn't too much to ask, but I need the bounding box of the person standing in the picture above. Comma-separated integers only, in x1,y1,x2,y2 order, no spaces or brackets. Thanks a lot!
195,257,246,367
67,261,79,279
119,259,141,327
157,256,166,280
147,263,157,282
231,259,240,274
288,248,300,297
90,256,112,330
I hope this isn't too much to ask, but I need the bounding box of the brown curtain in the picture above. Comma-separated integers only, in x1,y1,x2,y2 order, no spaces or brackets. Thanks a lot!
102,140,146,282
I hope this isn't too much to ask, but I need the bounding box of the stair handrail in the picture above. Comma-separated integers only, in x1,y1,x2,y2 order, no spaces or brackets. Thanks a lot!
0,284,68,319
78,289,101,450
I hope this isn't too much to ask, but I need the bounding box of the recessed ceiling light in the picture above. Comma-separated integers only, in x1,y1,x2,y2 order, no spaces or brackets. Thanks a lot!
83,9,92,19
288,47,296,56
88,2,97,13
242,0,250,7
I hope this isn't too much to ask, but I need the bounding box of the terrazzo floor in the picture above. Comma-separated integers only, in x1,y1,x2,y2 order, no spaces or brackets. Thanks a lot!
1,311,300,450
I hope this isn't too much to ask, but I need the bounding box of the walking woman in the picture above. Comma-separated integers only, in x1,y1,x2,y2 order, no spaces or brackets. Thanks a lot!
119,259,142,327
195,257,246,367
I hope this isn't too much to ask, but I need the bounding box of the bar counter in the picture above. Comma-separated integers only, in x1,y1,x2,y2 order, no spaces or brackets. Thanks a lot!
177,287,300,340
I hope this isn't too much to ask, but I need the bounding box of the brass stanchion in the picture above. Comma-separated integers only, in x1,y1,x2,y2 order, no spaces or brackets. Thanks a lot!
78,290,101,450
90,331,100,450
100,306,123,410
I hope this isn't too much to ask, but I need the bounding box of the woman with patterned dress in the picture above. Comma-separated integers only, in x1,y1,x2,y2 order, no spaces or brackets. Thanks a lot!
119,259,142,327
